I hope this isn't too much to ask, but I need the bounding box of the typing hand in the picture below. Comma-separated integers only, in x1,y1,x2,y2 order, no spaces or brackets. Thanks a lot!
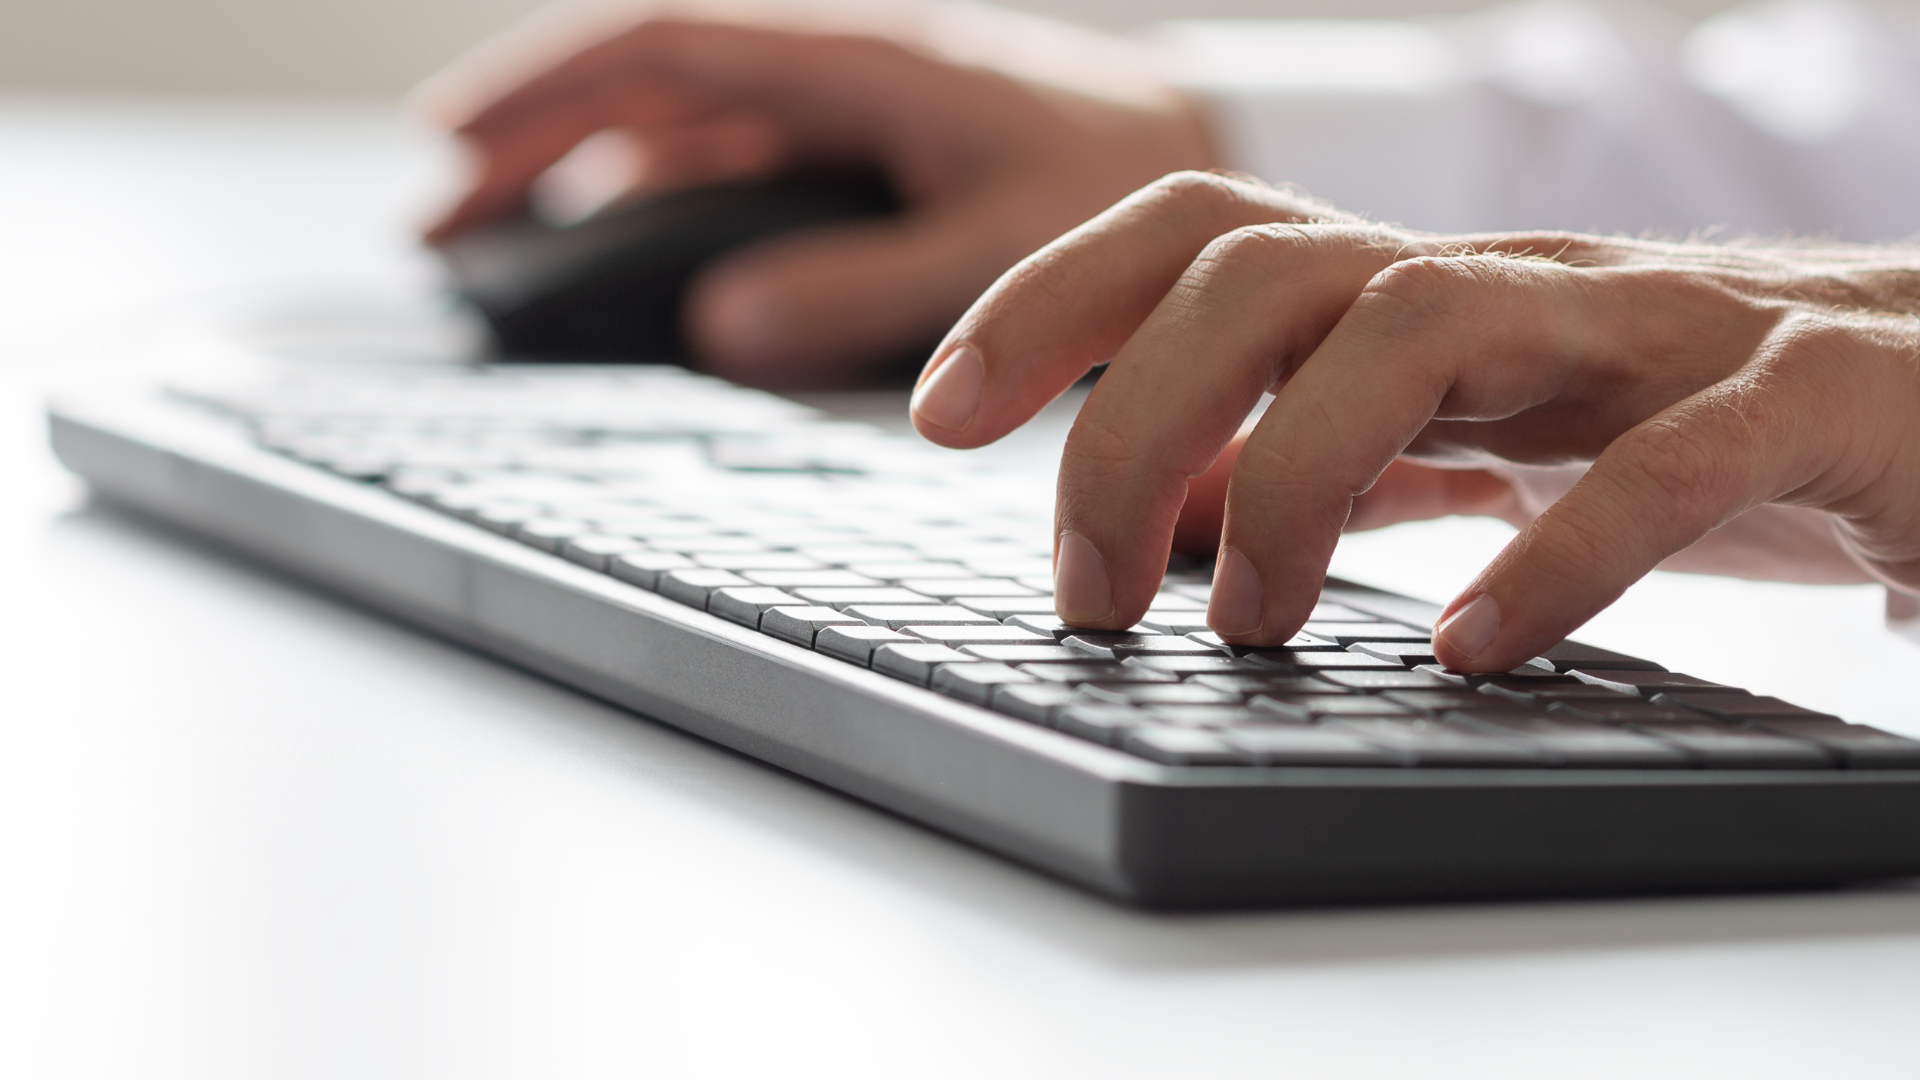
910,172,1920,671
416,0,1213,387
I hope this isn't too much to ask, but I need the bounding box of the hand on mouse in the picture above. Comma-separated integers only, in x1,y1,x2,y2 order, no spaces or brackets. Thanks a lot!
416,0,1214,387
910,172,1920,671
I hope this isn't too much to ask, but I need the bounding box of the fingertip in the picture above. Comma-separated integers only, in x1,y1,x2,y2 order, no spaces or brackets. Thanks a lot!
1207,546,1263,639
1054,530,1117,627
910,345,984,442
1432,592,1502,671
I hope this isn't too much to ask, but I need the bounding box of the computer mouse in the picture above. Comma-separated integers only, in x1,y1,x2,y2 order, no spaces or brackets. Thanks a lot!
439,170,899,363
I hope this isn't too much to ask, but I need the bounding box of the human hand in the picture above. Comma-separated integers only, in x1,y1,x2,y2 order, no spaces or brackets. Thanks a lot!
416,0,1214,387
910,172,1920,671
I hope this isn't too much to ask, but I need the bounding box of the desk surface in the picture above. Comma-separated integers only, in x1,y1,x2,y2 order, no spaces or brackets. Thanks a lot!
4,95,1920,1079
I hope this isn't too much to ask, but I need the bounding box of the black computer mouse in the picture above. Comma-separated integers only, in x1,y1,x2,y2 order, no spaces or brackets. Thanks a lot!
439,171,900,363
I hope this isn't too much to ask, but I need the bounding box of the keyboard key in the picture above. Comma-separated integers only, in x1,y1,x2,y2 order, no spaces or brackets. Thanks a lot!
899,578,1039,598
1251,695,1417,721
847,561,975,581
792,587,931,610
1384,689,1526,714
512,517,596,552
1065,634,1229,662
558,532,646,570
957,597,1062,617
932,662,1037,705
902,625,1052,646
961,559,1057,579
1058,631,1164,658
1446,711,1691,768
1123,655,1265,677
1077,683,1243,707
1326,718,1543,767
960,643,1083,663
873,643,975,686
1219,726,1400,766
742,569,883,589
1350,641,1438,665
1020,663,1179,685
815,625,913,666
1245,651,1405,674
1748,720,1920,769
1628,723,1832,769
1123,727,1245,765
1315,669,1459,691
1411,665,1578,688
1136,613,1215,634
794,544,915,565
1143,704,1263,727
1546,701,1704,725
692,551,825,571
1005,615,1084,638
1570,670,1738,697
843,605,997,629
1652,693,1836,721
1535,640,1666,672
1302,622,1431,645
991,683,1080,724
657,567,752,607
708,586,803,628
650,535,773,555
1191,631,1347,653
1478,683,1634,707
761,606,867,647
1188,674,1353,699
1057,705,1154,746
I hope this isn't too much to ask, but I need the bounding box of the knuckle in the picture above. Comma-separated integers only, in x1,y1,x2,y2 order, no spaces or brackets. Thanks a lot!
1136,170,1247,217
1611,406,1751,525
1187,224,1320,284
1131,170,1293,233
1350,256,1486,338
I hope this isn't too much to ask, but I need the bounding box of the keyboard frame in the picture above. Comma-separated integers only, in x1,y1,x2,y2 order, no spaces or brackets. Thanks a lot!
48,387,1920,908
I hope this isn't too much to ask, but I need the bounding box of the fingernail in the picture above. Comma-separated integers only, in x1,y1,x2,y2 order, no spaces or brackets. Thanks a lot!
1435,593,1501,662
911,344,984,433
1208,546,1263,637
1054,531,1113,625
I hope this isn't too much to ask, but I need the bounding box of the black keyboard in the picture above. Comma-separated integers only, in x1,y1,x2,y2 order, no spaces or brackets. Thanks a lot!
50,362,1920,906
213,365,1920,774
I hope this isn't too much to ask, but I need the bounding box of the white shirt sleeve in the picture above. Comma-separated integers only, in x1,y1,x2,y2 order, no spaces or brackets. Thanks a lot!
1147,0,1920,242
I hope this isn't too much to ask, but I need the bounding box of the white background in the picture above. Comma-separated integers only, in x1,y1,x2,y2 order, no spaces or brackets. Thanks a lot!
3,93,1920,1078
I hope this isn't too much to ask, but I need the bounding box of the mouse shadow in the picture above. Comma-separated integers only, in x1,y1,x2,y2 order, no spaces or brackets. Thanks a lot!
53,500,1920,975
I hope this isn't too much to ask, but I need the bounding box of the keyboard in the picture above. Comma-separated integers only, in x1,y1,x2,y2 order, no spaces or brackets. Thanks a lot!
49,362,1920,907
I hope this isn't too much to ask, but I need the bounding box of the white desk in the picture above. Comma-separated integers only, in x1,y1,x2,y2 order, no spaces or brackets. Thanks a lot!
4,96,1920,1079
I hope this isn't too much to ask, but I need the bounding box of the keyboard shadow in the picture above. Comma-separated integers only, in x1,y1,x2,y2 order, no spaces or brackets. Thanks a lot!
54,499,1920,976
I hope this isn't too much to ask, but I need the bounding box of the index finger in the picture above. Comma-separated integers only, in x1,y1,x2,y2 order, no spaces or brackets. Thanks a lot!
910,173,1351,450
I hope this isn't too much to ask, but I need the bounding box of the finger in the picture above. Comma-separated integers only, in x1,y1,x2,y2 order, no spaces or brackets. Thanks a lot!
1344,461,1525,533
1431,326,1843,671
1211,254,1762,645
1172,434,1243,557
425,19,896,240
910,172,1353,449
424,79,704,241
1044,223,1416,627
